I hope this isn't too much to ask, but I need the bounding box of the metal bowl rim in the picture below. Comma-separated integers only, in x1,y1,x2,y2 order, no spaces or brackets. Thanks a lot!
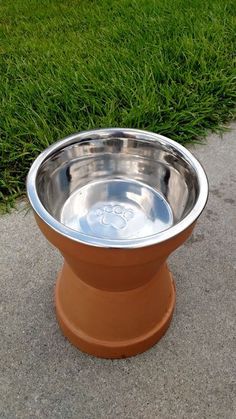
26,128,209,249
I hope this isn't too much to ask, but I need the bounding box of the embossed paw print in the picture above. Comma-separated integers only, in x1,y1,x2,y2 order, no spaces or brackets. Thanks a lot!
96,205,134,230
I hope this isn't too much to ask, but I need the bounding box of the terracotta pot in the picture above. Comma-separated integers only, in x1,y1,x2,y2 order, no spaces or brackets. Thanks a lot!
27,128,208,358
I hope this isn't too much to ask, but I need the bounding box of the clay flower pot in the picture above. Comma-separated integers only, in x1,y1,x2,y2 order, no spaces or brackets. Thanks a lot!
27,128,208,358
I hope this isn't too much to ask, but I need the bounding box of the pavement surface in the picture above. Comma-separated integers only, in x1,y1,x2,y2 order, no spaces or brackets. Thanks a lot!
1,124,236,419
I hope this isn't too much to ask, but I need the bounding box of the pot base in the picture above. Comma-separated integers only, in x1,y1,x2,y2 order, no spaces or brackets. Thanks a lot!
55,262,176,358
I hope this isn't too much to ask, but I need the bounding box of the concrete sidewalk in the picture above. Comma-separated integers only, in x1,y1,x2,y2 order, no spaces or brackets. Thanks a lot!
1,125,236,418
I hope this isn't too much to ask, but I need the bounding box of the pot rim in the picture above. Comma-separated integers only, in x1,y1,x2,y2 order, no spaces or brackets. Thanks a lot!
26,128,209,249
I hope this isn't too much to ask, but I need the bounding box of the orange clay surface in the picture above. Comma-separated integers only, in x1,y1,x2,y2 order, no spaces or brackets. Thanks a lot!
35,213,194,358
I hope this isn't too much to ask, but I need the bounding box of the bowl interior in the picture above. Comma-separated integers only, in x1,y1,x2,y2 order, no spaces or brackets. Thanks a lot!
35,135,199,241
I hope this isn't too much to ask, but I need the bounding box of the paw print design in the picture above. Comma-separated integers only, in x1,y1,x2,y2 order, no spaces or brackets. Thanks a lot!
95,205,134,230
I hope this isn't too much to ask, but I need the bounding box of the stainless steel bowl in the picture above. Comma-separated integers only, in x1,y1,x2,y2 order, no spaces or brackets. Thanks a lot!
27,128,208,248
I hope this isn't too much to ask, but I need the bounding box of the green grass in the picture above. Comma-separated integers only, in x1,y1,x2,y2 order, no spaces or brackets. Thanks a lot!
0,0,235,207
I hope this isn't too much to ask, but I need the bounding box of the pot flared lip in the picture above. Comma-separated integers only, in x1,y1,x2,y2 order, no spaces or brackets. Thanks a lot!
26,128,209,249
